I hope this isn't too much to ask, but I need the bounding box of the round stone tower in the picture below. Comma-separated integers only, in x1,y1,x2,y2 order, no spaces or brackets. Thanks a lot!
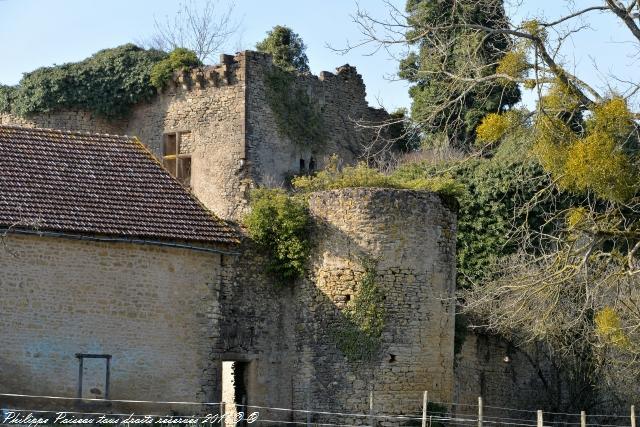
292,188,457,419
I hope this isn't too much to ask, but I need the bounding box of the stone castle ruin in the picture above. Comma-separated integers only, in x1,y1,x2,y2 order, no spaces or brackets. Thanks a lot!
0,51,553,422
1,51,389,221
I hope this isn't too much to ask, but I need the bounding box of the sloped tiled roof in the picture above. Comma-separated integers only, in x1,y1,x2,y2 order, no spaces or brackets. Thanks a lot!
0,126,239,245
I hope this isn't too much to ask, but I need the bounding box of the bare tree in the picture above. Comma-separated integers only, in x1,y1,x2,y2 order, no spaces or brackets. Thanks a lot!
343,0,640,405
143,0,240,63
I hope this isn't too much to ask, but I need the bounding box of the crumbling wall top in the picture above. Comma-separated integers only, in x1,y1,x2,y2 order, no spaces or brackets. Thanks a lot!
166,50,367,92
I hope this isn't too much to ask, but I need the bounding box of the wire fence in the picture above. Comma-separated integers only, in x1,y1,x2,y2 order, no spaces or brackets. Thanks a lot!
0,391,636,427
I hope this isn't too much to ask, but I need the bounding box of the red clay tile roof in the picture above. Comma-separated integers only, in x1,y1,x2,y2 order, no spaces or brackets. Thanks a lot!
0,126,239,245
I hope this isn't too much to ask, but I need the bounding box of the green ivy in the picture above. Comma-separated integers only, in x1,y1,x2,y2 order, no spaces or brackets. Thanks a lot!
0,85,16,114
264,67,327,147
393,131,563,354
243,188,311,286
2,44,167,118
150,48,202,90
394,133,548,290
331,258,386,362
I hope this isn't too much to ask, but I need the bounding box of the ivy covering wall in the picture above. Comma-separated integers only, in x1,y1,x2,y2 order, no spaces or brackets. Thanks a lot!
330,258,386,361
244,160,464,361
244,189,387,361
0,44,201,119
263,67,327,147
243,188,311,286
0,45,167,118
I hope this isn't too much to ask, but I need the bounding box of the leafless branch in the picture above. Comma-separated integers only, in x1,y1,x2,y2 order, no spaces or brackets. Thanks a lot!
141,0,240,63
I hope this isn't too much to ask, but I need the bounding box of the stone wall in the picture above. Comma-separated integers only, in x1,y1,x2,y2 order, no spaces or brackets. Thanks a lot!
215,240,298,422
295,188,457,422
0,51,388,221
0,111,126,135
209,188,457,424
454,332,560,414
452,331,628,421
245,52,388,189
124,55,250,221
0,234,224,414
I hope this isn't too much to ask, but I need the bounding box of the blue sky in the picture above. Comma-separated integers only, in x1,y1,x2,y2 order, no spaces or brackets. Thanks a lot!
0,0,412,111
0,1,637,112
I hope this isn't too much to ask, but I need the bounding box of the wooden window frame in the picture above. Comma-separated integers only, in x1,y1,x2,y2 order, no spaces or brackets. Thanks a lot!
163,131,192,188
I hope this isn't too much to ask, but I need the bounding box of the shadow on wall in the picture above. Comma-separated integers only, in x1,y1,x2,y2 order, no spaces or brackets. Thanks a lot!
299,214,454,420
453,331,627,423
216,189,456,424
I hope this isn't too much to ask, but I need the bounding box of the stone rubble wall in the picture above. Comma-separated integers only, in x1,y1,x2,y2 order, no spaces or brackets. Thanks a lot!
0,110,127,135
124,54,249,221
245,52,389,189
453,332,560,414
213,188,456,424
452,332,627,420
0,51,388,222
215,241,298,423
294,188,457,423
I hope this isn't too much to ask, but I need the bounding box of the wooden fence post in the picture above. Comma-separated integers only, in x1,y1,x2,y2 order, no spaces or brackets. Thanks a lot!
478,397,483,427
580,410,586,427
369,390,374,427
537,410,543,427
632,405,636,427
422,391,428,427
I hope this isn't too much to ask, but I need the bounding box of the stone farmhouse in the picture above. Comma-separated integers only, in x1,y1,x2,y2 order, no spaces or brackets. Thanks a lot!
0,51,559,423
